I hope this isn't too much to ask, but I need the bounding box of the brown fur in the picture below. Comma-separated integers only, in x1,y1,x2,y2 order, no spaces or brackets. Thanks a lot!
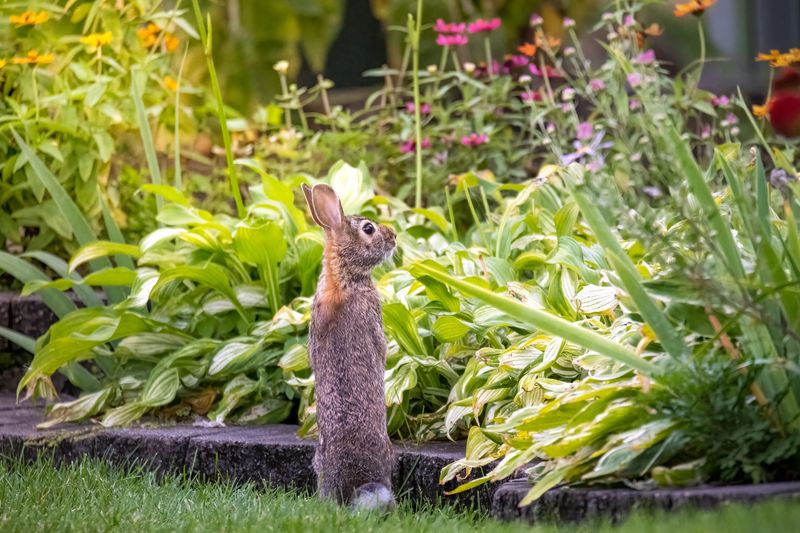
301,183,397,508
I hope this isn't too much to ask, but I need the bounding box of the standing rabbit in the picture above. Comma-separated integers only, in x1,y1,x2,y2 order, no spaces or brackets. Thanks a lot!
301,183,397,511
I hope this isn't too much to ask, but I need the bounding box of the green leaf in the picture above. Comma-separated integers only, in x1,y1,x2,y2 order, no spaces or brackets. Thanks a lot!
152,264,247,319
233,220,287,312
0,326,35,353
0,251,76,318
69,241,142,272
432,316,470,343
131,66,162,207
382,303,426,356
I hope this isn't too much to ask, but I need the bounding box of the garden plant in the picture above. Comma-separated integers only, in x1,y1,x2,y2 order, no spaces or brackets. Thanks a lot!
2,0,800,508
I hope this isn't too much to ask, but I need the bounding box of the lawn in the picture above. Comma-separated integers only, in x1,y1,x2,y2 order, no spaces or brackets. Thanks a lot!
0,457,796,533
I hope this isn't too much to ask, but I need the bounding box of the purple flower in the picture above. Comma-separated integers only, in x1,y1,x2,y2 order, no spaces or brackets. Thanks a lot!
530,13,543,26
436,34,468,47
467,17,501,33
508,54,529,68
627,72,643,88
434,19,466,34
589,78,606,92
405,101,431,114
623,15,636,27
563,17,575,28
576,122,593,141
701,125,712,139
721,112,738,127
629,98,642,110
635,49,656,64
529,63,564,78
461,133,489,147
432,151,449,167
560,131,613,170
711,94,730,107
400,137,431,154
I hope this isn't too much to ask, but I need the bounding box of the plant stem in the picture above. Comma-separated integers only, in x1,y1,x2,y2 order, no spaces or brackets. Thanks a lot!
694,18,706,93
191,0,245,219
444,185,459,241
411,0,424,208
484,36,493,80
174,45,189,190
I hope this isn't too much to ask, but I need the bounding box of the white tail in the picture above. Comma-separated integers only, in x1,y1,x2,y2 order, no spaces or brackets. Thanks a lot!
350,483,396,512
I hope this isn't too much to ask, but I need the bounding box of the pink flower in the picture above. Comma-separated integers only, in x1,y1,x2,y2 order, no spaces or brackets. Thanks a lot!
433,19,466,34
436,33,468,47
627,72,643,88
405,101,431,114
701,125,712,139
623,15,636,27
589,78,606,92
507,54,530,68
460,133,489,147
563,17,575,28
530,13,543,26
576,122,593,141
629,98,642,110
711,94,730,107
399,137,431,154
634,49,656,64
468,17,501,33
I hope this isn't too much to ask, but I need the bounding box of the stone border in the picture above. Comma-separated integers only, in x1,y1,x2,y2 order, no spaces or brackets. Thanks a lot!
0,292,73,352
492,478,800,523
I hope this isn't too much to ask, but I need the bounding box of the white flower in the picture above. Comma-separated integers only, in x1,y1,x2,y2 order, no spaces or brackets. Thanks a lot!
273,60,289,74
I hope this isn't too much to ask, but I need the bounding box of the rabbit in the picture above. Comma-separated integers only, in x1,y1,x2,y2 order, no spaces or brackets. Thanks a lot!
301,183,397,511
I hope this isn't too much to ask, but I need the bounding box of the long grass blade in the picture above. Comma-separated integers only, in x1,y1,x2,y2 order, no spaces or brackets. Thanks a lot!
131,66,163,211
410,260,659,375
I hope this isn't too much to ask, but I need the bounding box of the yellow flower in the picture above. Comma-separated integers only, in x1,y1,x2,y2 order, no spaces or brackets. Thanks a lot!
755,48,800,68
674,0,717,17
0,59,7,70
12,51,54,65
10,10,49,27
752,104,768,118
164,75,178,91
80,32,113,51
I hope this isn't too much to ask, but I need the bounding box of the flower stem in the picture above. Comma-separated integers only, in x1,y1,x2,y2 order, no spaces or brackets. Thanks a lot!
694,18,706,93
191,0,245,218
484,36,493,80
410,0,424,208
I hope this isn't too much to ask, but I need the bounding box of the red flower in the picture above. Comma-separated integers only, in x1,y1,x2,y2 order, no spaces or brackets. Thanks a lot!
767,67,800,137
467,18,501,33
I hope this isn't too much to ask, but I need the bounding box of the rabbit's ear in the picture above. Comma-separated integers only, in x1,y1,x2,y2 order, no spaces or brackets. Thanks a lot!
301,184,325,228
310,184,344,230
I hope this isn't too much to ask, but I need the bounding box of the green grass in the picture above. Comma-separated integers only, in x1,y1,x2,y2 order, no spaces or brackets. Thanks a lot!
0,456,796,533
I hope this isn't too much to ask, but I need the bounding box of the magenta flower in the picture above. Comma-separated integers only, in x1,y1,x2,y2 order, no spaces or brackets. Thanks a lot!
634,49,656,64
529,63,564,78
576,122,593,141
433,19,466,34
405,101,431,114
461,133,489,147
468,17,501,33
589,79,606,92
507,54,530,68
627,72,643,88
400,137,431,154
436,33,468,47
710,94,730,107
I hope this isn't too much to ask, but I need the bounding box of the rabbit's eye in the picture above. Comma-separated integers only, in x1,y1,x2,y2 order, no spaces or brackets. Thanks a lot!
362,222,375,235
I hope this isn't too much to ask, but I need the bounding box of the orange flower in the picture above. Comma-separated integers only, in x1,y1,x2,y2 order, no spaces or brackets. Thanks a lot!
534,33,561,49
752,104,768,118
674,0,717,17
755,48,800,68
137,22,160,47
164,75,178,91
164,33,179,52
80,32,113,51
517,42,537,57
10,10,49,27
12,51,54,65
